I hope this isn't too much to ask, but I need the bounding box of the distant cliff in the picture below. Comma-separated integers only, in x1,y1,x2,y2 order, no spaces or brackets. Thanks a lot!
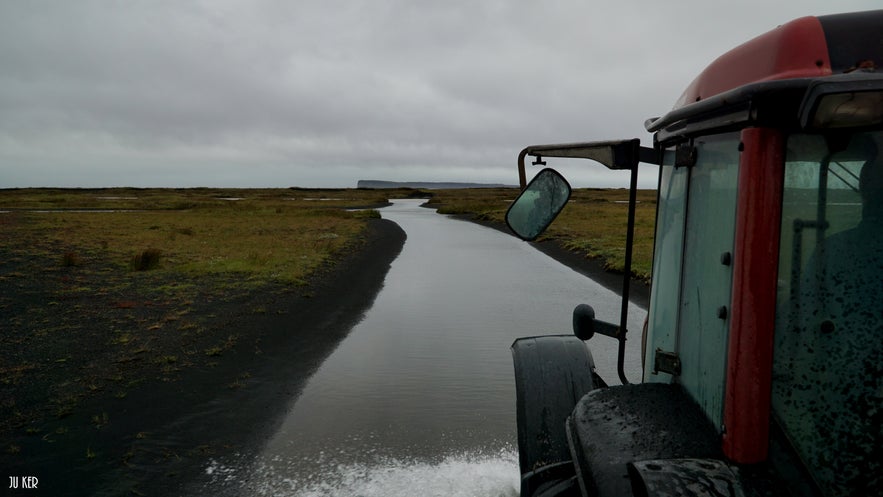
357,180,516,189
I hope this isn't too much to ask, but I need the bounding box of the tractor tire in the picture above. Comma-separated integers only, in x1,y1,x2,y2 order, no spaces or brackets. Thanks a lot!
512,335,599,476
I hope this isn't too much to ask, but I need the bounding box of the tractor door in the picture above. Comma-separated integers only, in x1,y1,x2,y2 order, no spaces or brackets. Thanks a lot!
644,132,741,430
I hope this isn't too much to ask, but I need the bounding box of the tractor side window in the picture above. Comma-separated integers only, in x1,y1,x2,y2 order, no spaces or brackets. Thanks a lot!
646,133,740,432
645,160,687,378
772,132,883,496
674,134,740,430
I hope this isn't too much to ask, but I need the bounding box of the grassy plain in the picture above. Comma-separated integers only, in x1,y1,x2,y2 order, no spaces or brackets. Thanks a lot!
426,187,658,281
0,187,399,285
1,186,656,431
0,185,655,492
0,187,413,458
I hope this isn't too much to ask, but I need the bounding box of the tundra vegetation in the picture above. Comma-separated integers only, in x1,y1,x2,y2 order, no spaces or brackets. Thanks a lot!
425,187,657,281
0,187,397,457
0,186,654,465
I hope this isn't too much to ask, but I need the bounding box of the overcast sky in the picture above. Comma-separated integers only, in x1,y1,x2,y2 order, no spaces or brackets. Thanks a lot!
1,1,880,189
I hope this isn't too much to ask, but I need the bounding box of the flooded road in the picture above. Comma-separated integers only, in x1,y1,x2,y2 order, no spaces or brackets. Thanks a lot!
203,199,645,496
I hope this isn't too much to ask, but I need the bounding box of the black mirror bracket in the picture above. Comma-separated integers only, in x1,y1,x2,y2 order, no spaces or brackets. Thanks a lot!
514,139,663,385
615,161,639,384
675,143,698,168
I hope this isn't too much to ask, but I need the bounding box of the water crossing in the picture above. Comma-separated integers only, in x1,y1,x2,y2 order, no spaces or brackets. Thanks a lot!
201,199,645,496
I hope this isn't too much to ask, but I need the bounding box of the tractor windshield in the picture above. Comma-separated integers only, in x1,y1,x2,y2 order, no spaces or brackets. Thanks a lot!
771,131,883,495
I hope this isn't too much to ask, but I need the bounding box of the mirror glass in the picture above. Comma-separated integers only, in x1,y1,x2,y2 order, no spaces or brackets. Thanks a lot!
506,168,571,240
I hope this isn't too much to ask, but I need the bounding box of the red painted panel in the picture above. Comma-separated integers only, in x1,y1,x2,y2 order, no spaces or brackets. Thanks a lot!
723,128,785,463
675,17,831,109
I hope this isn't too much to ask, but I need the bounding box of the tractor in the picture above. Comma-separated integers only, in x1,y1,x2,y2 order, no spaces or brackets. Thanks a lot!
506,10,882,497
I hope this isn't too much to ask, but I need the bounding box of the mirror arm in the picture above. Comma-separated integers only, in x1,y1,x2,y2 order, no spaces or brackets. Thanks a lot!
617,162,639,385
639,146,663,165
518,143,661,189
518,148,529,189
514,141,656,384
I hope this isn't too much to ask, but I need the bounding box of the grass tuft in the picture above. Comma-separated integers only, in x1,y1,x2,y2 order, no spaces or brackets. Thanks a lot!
130,248,162,271
62,251,82,267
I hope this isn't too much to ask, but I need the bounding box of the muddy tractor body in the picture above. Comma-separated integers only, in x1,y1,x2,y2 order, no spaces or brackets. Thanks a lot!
507,11,883,497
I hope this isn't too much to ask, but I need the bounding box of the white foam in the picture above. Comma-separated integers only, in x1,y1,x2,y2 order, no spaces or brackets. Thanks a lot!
205,449,520,497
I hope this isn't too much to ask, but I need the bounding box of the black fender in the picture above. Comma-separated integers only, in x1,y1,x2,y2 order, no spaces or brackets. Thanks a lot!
512,335,600,496
566,383,722,497
628,458,745,497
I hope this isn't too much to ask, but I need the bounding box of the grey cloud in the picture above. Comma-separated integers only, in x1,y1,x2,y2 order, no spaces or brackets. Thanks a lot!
1,0,879,187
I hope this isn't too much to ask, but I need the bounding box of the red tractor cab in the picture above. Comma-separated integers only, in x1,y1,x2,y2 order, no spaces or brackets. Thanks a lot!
507,10,883,497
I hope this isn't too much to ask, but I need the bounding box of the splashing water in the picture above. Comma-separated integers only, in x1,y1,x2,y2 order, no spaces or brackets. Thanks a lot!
203,449,520,497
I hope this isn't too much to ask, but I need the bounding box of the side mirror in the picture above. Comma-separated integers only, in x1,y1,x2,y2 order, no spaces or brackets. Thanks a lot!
505,168,571,241
573,303,620,341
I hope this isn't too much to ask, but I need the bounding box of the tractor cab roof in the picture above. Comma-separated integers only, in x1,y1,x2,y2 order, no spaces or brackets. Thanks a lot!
647,10,883,145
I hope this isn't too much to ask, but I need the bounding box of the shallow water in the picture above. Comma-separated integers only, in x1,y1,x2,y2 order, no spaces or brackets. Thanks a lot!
199,199,645,496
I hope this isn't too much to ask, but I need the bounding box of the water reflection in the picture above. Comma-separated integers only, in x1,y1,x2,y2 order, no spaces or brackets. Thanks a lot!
210,199,645,496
